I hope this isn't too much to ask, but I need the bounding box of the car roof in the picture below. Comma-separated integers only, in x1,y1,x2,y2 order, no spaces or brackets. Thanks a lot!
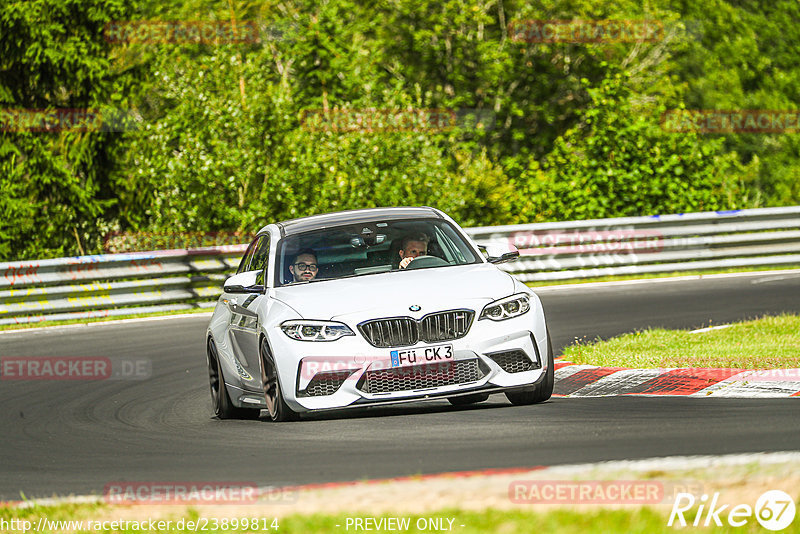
273,207,444,237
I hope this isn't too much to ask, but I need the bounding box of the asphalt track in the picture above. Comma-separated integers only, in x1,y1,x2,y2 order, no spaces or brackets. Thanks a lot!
0,272,799,500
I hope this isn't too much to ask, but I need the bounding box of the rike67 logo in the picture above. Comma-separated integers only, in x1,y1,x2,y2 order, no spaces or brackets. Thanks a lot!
669,490,796,531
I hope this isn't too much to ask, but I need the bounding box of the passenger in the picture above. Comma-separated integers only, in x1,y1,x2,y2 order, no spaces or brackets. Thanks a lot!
398,233,429,269
289,248,318,282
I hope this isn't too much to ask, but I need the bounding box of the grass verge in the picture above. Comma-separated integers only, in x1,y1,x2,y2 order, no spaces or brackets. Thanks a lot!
2,505,795,533
3,455,798,533
0,307,212,332
562,313,800,369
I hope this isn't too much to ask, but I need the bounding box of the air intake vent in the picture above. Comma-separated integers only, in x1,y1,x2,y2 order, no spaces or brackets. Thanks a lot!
419,310,474,343
299,370,355,397
357,359,485,394
358,310,474,348
486,350,539,373
358,317,418,348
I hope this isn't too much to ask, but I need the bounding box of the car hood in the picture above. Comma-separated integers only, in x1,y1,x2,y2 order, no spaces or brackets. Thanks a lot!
270,263,517,321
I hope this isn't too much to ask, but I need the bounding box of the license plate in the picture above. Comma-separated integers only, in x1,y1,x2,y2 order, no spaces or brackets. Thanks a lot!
390,344,454,367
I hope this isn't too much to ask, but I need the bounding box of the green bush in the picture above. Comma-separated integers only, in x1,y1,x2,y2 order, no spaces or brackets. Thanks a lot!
527,71,744,221
3,0,800,261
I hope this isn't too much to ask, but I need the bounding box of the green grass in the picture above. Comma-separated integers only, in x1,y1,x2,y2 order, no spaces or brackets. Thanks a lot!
0,307,212,332
0,501,105,531
526,264,800,287
277,508,788,534
562,314,800,369
2,504,795,533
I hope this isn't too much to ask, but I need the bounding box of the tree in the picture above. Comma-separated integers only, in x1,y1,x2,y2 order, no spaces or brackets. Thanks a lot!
0,0,133,259
527,69,742,221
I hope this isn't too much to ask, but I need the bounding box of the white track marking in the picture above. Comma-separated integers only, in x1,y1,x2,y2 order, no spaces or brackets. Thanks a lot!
569,368,664,397
0,312,213,336
751,273,800,284
554,364,597,381
531,268,800,292
689,370,753,396
688,324,734,334
10,451,800,509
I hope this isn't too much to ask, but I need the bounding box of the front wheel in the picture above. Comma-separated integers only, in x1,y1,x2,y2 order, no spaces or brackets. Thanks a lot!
505,328,555,405
207,338,261,420
260,338,299,422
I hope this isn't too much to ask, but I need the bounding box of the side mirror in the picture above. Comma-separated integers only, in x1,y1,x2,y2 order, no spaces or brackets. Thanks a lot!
477,242,520,264
223,271,265,294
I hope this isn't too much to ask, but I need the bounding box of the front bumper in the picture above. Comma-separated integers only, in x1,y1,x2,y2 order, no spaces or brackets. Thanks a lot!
268,313,549,413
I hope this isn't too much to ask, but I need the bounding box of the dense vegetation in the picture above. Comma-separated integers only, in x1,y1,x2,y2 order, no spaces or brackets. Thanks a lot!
2,0,799,260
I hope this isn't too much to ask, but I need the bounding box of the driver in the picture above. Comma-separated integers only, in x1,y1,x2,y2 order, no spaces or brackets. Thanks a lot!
289,248,318,282
398,233,429,269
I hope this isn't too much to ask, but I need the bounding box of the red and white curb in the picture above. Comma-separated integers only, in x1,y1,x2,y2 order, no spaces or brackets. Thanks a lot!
554,361,800,398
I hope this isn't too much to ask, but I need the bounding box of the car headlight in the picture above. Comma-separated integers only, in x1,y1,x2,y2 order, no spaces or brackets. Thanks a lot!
280,320,355,341
479,293,531,321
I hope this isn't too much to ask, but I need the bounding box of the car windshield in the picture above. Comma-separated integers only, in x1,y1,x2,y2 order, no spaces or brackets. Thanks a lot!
275,218,481,286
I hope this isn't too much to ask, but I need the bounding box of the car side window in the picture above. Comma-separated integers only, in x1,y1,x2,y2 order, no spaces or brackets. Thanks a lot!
251,235,270,285
236,237,259,274
434,224,469,263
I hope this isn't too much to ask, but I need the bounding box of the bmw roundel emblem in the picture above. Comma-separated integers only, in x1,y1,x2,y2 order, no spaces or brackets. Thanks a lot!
409,305,421,312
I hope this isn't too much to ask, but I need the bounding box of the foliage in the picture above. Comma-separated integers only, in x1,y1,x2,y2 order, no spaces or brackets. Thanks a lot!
528,69,743,221
0,0,134,259
2,0,799,261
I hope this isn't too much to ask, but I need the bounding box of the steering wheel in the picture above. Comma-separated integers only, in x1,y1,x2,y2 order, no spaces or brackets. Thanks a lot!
404,255,450,270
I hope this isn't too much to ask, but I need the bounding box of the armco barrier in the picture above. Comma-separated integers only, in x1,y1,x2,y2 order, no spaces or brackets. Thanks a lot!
1,207,799,325
0,246,247,325
466,206,800,282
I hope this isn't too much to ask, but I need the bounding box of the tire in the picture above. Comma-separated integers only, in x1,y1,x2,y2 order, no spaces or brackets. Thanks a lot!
448,393,490,406
260,337,299,422
207,338,261,420
505,327,555,406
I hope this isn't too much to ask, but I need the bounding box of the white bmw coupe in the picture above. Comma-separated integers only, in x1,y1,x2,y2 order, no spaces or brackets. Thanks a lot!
206,207,553,421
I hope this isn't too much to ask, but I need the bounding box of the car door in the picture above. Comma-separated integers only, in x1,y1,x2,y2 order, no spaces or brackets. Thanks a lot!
225,233,270,384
